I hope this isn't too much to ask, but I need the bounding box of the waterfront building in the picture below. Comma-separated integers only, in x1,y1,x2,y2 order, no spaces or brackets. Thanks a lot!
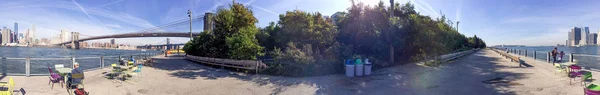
570,27,582,46
111,39,115,45
583,27,590,45
595,33,599,45
2,28,12,44
14,22,18,43
590,33,598,45
60,29,70,43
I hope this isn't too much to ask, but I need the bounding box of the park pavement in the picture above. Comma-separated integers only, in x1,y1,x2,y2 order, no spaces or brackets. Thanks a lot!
0,49,593,95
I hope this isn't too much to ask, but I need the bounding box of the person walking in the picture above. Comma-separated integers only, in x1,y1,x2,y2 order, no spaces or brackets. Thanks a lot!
551,47,558,63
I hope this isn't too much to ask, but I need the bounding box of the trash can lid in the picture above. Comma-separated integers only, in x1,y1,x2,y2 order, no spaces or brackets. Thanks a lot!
346,59,353,65
355,59,363,65
364,59,371,65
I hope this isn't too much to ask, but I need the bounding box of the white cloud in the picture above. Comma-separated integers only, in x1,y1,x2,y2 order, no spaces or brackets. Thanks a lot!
71,0,107,29
106,24,122,29
410,0,439,18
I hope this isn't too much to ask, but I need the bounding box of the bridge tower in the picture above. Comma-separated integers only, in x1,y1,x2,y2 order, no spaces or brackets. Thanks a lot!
71,32,80,49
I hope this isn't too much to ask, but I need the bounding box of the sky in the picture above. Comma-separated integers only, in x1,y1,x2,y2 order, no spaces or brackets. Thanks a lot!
0,0,596,46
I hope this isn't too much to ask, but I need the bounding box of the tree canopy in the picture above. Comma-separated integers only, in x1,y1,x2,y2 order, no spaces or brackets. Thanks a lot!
184,1,487,76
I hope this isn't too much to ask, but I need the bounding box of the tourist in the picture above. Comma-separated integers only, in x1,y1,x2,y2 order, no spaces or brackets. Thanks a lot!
119,58,127,66
559,51,565,62
551,47,558,63
68,62,84,88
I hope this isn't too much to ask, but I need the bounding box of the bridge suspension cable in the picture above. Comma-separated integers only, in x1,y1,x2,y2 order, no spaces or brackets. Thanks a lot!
138,15,205,33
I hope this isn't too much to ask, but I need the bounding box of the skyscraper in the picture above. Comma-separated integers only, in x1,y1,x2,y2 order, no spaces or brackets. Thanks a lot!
14,22,17,43
2,28,12,44
598,29,600,46
111,39,115,45
9,31,14,43
593,33,598,45
60,29,70,43
568,31,573,46
572,27,582,45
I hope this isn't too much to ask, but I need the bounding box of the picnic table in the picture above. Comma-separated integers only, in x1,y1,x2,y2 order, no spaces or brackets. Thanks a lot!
557,63,578,76
56,68,73,83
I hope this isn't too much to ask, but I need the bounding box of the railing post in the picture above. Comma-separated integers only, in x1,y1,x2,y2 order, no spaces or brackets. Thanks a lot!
71,57,75,69
100,56,104,68
26,57,30,77
255,60,259,74
525,50,527,57
570,53,574,62
547,52,550,63
533,51,537,60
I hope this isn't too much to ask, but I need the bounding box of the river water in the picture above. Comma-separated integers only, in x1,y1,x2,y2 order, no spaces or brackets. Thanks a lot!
500,46,600,69
0,47,161,75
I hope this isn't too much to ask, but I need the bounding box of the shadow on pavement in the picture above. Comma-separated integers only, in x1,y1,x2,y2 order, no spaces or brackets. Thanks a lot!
150,50,527,95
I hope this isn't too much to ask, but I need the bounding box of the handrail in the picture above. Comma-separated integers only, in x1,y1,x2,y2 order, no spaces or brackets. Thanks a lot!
424,49,479,65
0,52,164,77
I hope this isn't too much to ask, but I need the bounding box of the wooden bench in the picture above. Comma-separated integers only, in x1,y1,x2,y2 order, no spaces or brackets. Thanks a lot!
492,48,523,67
185,55,268,72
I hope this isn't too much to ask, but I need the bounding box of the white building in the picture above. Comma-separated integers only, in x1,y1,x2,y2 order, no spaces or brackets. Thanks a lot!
60,29,70,43
1,28,11,44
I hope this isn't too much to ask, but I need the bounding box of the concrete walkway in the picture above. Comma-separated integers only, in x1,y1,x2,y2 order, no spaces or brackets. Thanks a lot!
0,49,593,95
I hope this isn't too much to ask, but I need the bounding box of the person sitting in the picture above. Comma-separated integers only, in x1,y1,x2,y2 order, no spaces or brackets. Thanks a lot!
67,62,84,89
129,58,136,66
119,58,127,66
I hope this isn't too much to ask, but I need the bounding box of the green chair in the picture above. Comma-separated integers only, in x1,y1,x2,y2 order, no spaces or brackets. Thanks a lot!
582,71,595,86
126,64,143,81
110,64,121,79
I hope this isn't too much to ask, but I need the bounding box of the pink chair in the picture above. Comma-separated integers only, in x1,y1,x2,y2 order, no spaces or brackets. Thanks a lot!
570,65,582,72
585,89,600,95
48,68,64,89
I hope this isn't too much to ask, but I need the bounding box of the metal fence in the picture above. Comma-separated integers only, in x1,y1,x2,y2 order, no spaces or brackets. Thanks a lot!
488,48,600,70
494,48,574,63
0,52,163,77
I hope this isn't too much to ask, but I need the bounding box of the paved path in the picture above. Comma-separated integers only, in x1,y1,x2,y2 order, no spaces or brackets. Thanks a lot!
0,49,593,95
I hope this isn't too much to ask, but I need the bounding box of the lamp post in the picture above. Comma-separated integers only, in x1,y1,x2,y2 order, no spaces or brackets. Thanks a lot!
187,10,193,40
456,21,460,31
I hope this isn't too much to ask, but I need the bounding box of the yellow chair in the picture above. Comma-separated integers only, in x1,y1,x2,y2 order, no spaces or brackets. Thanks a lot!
67,73,85,95
110,64,120,79
127,61,134,66
0,77,14,95
555,64,567,75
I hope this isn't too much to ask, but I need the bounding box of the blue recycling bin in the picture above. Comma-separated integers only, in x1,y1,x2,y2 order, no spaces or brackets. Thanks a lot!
345,59,355,77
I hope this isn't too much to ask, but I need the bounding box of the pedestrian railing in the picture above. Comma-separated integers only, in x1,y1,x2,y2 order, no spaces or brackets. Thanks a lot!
186,55,268,73
424,49,480,65
0,52,163,77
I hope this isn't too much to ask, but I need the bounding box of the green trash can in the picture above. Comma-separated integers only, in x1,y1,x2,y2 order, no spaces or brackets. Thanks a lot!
355,59,363,76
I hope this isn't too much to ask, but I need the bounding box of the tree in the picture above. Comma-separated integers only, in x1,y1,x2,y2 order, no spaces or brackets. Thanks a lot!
184,2,263,60
275,10,338,51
